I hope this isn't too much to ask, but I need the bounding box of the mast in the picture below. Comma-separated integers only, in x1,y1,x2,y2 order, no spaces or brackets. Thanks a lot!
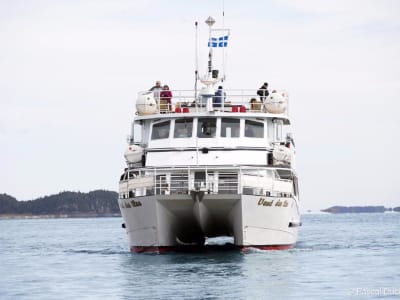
205,16,215,78
194,21,199,100
222,0,226,82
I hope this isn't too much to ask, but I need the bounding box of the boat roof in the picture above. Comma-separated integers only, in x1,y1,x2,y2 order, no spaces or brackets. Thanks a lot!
134,111,291,125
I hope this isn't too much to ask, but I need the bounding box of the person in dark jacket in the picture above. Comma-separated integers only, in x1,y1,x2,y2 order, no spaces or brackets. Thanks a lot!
213,86,226,107
257,82,269,102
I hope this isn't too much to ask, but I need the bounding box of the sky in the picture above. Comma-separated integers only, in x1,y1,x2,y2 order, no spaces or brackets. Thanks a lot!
1,0,400,211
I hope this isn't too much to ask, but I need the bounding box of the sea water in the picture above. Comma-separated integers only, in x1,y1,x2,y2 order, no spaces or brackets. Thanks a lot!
0,213,399,299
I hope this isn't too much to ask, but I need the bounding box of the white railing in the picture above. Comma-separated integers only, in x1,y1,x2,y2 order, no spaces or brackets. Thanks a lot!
137,89,289,116
119,166,294,198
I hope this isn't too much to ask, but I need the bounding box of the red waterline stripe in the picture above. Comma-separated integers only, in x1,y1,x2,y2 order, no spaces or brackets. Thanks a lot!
130,244,295,254
131,246,176,254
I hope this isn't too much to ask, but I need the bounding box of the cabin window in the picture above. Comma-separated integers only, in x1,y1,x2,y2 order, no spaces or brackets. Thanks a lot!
245,120,264,138
151,120,170,140
174,118,193,138
273,119,283,142
133,123,142,144
197,118,216,138
267,120,274,141
221,118,240,138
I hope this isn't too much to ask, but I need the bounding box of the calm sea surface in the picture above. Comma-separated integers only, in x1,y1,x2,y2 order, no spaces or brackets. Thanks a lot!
0,213,399,299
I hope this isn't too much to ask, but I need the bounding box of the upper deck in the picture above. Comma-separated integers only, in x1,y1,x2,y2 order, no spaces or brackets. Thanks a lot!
126,87,295,169
134,88,290,124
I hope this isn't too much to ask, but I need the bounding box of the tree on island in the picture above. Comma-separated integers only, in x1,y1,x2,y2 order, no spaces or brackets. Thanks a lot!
0,190,120,216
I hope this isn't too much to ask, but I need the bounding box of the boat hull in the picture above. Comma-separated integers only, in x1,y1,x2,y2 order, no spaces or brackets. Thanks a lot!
119,193,300,253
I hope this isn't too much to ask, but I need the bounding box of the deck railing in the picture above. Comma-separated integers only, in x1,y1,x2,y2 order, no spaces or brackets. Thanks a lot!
119,166,294,199
137,89,289,116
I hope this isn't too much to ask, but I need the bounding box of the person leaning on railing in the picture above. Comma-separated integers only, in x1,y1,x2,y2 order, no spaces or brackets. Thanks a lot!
149,80,162,103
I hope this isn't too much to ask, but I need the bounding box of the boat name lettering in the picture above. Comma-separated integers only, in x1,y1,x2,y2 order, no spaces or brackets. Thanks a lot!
121,200,142,209
258,198,289,207
131,200,142,207
258,198,274,207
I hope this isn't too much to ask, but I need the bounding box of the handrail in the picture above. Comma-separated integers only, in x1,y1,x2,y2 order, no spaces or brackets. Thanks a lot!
129,165,294,175
137,89,289,116
119,165,295,198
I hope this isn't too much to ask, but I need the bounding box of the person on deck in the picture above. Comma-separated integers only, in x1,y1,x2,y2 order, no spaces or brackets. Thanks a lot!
149,80,162,91
213,86,226,108
257,82,269,102
250,98,262,111
285,133,295,148
159,85,173,111
149,80,162,103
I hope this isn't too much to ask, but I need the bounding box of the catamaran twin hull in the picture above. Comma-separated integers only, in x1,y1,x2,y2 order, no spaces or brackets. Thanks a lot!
118,16,301,253
119,193,300,253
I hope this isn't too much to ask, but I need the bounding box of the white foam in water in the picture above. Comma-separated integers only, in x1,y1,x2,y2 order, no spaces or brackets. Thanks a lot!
205,236,234,245
245,247,267,253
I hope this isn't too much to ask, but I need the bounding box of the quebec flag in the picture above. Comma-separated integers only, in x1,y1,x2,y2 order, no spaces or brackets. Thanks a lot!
208,35,229,47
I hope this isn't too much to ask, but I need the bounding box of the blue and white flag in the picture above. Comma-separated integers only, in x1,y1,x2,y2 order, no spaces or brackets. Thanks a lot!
208,35,229,47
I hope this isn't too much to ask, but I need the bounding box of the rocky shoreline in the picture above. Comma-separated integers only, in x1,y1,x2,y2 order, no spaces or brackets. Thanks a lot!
0,213,121,220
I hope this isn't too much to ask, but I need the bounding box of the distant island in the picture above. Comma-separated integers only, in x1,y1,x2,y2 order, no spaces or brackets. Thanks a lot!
0,190,121,219
2,191,399,218
322,206,400,213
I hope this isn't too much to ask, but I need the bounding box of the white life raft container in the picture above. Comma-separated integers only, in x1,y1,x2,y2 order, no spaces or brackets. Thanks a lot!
272,145,291,166
264,91,288,114
136,91,157,115
124,145,144,163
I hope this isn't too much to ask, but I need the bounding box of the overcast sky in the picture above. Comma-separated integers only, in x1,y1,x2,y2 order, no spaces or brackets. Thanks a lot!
1,0,399,211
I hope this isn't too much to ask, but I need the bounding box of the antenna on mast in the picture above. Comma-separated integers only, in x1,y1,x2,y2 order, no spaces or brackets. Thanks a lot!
222,0,225,32
222,0,227,82
194,21,199,99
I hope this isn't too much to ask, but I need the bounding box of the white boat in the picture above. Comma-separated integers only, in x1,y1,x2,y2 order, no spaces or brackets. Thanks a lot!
118,17,301,253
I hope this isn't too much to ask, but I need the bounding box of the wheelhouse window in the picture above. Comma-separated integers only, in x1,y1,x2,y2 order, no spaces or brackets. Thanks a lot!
151,120,170,140
221,118,240,138
245,120,264,138
197,118,216,138
174,118,193,138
